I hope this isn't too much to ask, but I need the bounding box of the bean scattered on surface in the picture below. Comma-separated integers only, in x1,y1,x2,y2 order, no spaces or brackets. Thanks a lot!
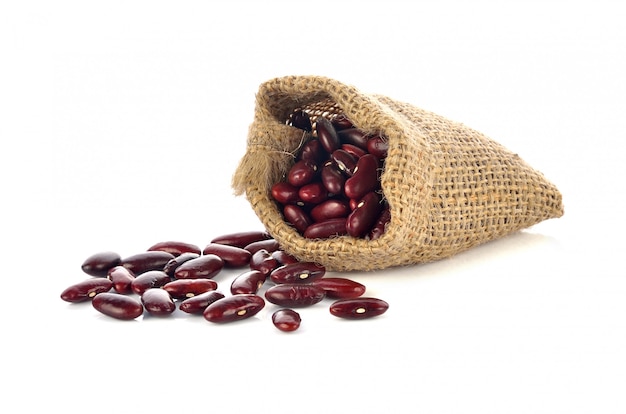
329,297,389,320
81,251,121,277
92,293,144,320
272,309,301,332
203,294,266,323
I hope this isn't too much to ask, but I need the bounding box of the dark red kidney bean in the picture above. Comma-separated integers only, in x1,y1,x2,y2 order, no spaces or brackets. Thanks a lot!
179,291,225,314
81,251,121,277
244,239,280,255
338,128,369,149
203,294,265,323
331,149,357,177
121,251,175,275
130,270,171,295
329,297,389,319
341,143,367,159
107,265,135,294
272,309,301,332
146,241,201,257
320,161,346,195
163,252,200,277
264,284,326,307
310,199,351,222
331,114,354,131
202,243,251,268
290,109,312,132
298,182,328,204
367,135,389,159
271,250,299,265
230,270,266,295
162,279,218,299
299,139,327,164
313,278,366,299
141,288,176,316
287,159,318,187
368,204,391,240
303,218,348,239
60,278,113,303
283,204,312,234
346,192,383,238
210,231,272,249
269,262,326,284
174,254,224,279
271,182,301,205
92,293,143,320
316,117,341,153
344,154,380,201
250,249,280,276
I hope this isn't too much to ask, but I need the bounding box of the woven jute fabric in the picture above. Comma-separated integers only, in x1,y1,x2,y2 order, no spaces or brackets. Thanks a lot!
232,75,564,271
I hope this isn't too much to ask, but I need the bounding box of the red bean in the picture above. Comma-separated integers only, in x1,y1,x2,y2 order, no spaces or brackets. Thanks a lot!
141,288,176,316
331,114,354,131
60,278,113,303
283,204,312,234
130,270,171,295
367,135,389,159
316,117,341,153
173,254,224,279
81,251,121,277
341,143,367,159
310,199,350,222
121,251,175,275
298,182,328,204
313,277,366,299
320,160,346,196
368,204,391,240
271,182,301,205
179,291,225,314
210,231,272,249
271,250,299,265
337,128,369,149
203,294,265,323
287,159,318,187
299,139,327,164
303,218,348,239
264,284,326,307
230,270,266,295
344,154,380,201
331,149,357,177
244,239,280,255
107,265,135,294
249,249,280,276
329,297,389,319
269,262,326,284
92,293,143,320
202,243,251,268
289,109,312,132
162,279,218,299
163,252,200,277
272,309,301,332
346,192,383,238
146,241,201,257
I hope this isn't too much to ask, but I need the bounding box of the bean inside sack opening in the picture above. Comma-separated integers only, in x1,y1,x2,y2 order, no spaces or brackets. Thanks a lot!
232,76,563,272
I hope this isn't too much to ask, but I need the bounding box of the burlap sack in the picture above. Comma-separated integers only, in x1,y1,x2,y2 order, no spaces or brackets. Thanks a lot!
232,75,563,271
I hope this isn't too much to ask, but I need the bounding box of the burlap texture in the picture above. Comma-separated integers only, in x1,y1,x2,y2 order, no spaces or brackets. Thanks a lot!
232,75,563,271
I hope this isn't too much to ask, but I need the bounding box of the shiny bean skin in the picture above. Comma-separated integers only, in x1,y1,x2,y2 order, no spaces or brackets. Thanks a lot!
316,117,341,153
366,135,389,159
320,161,346,195
283,204,312,234
163,279,218,299
81,251,121,277
163,252,201,277
329,297,389,320
141,288,176,316
310,199,351,222
368,205,392,240
331,114,354,131
303,218,348,239
272,309,301,332
299,139,327,164
249,249,280,276
107,265,135,294
346,192,383,238
179,291,225,314
202,243,251,268
330,149,357,177
344,154,380,201
203,294,265,323
173,254,224,279
287,159,318,187
92,293,143,320
269,262,326,284
298,182,328,204
230,270,266,295
337,128,369,149
271,250,300,265
244,239,280,255
130,270,171,295
210,231,272,249
313,278,366,299
271,182,301,205
121,251,175,275
289,109,312,132
147,241,201,257
60,278,113,303
341,143,367,159
264,284,326,308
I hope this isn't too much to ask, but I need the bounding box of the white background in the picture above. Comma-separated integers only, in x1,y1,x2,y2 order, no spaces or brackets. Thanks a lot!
1,1,624,413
